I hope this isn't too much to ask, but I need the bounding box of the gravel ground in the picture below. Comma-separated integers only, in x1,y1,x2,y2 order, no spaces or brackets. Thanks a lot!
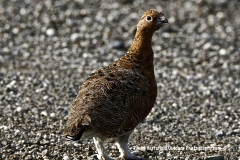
0,0,240,159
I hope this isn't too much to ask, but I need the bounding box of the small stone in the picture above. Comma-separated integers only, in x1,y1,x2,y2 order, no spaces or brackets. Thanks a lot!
219,49,227,56
216,12,225,19
89,155,97,160
215,130,226,137
20,8,27,15
229,129,240,135
63,155,70,160
43,95,48,100
166,152,172,158
12,27,19,34
172,103,177,107
110,40,124,49
41,110,48,116
205,155,224,160
50,113,56,118
6,80,16,89
42,149,49,157
0,126,8,130
210,143,216,147
23,52,30,58
36,88,46,93
25,155,32,160
2,140,8,145
215,110,225,115
16,107,23,112
3,47,10,53
56,156,63,160
203,42,212,50
88,151,94,156
71,33,81,42
46,28,56,36
31,108,39,114
43,156,49,160
186,155,193,160
233,129,240,133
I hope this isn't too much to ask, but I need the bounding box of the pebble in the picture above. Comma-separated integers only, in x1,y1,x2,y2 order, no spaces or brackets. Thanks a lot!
46,28,56,36
50,113,56,118
31,108,40,114
203,42,212,50
6,80,16,89
110,40,125,49
205,155,224,160
219,49,227,56
16,107,23,112
233,129,240,133
41,111,48,116
216,12,225,19
2,140,8,146
12,27,19,34
63,155,70,160
42,149,49,157
43,95,48,100
56,156,63,160
215,110,225,115
215,130,226,137
71,33,81,42
43,156,49,160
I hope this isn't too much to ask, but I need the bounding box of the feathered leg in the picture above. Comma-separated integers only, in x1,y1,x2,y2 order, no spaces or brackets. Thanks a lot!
93,137,116,160
115,130,143,160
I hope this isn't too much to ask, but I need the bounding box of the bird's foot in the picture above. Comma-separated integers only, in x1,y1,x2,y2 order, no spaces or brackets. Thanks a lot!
119,151,145,160
98,152,144,160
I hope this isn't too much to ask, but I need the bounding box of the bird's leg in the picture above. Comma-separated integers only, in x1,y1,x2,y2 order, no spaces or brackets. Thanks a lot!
115,130,142,160
93,137,115,160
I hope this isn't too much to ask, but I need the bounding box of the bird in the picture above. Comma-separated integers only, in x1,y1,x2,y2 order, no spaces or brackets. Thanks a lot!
63,9,168,160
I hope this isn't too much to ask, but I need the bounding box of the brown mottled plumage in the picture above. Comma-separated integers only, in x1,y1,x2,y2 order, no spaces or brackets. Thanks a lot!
64,9,168,160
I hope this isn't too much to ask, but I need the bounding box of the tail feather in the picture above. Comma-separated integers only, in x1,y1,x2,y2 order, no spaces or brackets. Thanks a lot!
64,125,86,142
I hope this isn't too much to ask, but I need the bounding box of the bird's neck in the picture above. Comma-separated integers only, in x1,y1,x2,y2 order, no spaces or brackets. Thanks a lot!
126,30,154,62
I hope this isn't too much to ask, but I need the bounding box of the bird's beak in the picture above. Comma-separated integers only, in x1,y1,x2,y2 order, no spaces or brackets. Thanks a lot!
159,16,168,23
156,16,168,27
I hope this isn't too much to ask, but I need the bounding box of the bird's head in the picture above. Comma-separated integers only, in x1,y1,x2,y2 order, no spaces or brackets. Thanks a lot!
137,9,168,33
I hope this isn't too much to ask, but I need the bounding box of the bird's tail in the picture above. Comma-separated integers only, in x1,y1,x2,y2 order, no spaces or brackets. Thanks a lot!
63,125,86,142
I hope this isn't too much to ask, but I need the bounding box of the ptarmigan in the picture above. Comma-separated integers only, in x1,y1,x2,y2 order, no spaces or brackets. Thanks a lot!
64,9,168,160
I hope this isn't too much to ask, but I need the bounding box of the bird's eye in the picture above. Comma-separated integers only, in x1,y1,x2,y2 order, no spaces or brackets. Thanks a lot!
145,16,152,22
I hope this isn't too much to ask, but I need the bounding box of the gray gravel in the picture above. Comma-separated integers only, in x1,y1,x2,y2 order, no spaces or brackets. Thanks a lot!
0,0,240,159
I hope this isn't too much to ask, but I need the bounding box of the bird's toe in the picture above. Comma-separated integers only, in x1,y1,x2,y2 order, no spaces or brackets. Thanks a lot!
131,151,139,156
122,152,145,160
